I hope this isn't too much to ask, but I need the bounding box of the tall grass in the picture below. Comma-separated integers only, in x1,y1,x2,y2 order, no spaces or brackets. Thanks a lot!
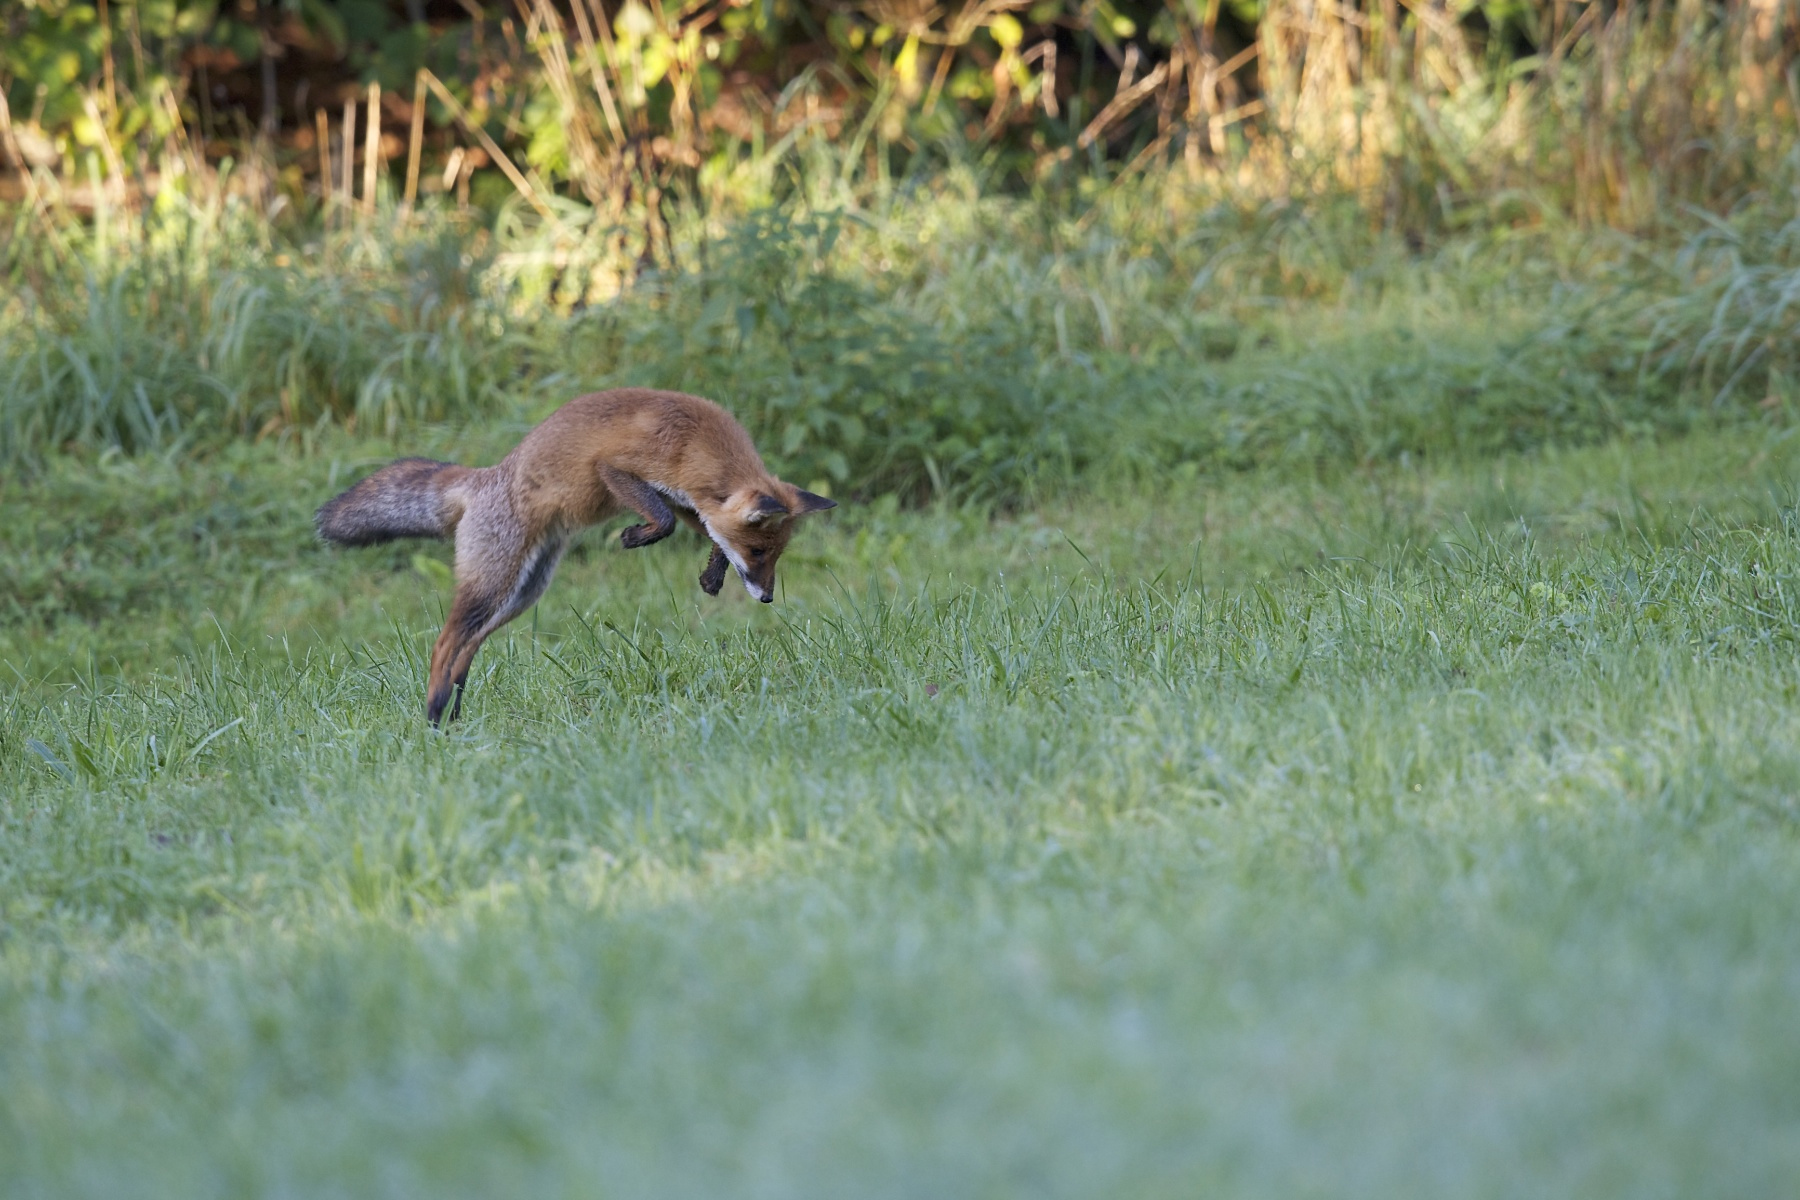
0,201,532,462
4,168,1795,496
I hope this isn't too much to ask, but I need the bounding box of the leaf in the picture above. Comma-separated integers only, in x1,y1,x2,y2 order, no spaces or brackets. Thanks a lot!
186,717,246,765
615,2,657,43
67,736,101,779
894,34,921,96
25,738,72,781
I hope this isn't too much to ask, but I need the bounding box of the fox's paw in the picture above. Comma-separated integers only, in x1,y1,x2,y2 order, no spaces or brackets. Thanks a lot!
621,521,675,550
699,546,728,596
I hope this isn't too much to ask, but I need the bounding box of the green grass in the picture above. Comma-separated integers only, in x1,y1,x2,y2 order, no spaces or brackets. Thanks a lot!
3,424,1799,1195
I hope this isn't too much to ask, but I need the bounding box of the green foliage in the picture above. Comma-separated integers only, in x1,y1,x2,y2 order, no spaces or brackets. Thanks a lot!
3,185,1790,498
1,0,211,170
1633,206,1800,408
561,196,1774,499
572,208,1052,497
7,0,1794,237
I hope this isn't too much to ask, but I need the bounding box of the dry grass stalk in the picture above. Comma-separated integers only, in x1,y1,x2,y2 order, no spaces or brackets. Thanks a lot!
403,72,426,214
339,97,356,217
362,82,380,216
315,108,332,209
529,0,611,204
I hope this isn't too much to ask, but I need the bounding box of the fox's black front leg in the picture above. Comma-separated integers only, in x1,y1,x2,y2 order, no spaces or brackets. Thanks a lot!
699,544,728,595
599,466,676,549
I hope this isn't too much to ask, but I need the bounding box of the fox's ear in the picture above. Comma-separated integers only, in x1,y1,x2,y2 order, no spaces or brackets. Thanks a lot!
791,488,837,514
743,493,791,526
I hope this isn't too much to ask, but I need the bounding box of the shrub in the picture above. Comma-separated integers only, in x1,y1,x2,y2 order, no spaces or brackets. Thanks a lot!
569,209,1059,500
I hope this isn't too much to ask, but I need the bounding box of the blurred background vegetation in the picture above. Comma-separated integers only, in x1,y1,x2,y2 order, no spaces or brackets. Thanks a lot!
2,1,1797,498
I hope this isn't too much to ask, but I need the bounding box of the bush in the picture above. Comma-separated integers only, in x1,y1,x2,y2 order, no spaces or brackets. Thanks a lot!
567,209,1063,500
564,203,1737,499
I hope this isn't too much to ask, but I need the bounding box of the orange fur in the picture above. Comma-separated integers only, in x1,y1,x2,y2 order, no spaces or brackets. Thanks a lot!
316,389,836,724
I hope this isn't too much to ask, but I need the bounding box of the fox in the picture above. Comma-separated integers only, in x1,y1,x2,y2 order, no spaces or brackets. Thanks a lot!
315,388,837,725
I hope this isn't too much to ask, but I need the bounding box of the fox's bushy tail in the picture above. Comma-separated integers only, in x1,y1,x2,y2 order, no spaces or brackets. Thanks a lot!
315,458,471,546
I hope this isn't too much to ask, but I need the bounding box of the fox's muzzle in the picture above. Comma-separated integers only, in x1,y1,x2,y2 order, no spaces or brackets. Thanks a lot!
737,570,773,602
714,542,776,602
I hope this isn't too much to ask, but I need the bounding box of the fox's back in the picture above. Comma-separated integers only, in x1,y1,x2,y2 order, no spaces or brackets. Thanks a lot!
501,389,767,528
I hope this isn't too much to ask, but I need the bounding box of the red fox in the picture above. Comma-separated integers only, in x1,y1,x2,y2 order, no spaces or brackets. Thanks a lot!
315,388,836,724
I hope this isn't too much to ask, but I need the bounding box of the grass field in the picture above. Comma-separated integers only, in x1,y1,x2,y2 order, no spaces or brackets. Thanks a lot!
3,406,1799,1194
5,1,1799,1188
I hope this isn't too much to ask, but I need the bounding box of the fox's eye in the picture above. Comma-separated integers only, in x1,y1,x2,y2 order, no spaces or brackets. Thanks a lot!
750,548,766,560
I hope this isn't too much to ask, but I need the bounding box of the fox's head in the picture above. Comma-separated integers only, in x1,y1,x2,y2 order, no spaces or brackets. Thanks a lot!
699,482,837,602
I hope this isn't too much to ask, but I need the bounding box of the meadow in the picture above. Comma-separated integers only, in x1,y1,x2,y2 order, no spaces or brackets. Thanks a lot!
4,285,1800,1192
5,1,1800,1186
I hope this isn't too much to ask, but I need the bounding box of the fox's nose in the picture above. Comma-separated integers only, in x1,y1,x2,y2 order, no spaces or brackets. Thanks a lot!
759,593,773,604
